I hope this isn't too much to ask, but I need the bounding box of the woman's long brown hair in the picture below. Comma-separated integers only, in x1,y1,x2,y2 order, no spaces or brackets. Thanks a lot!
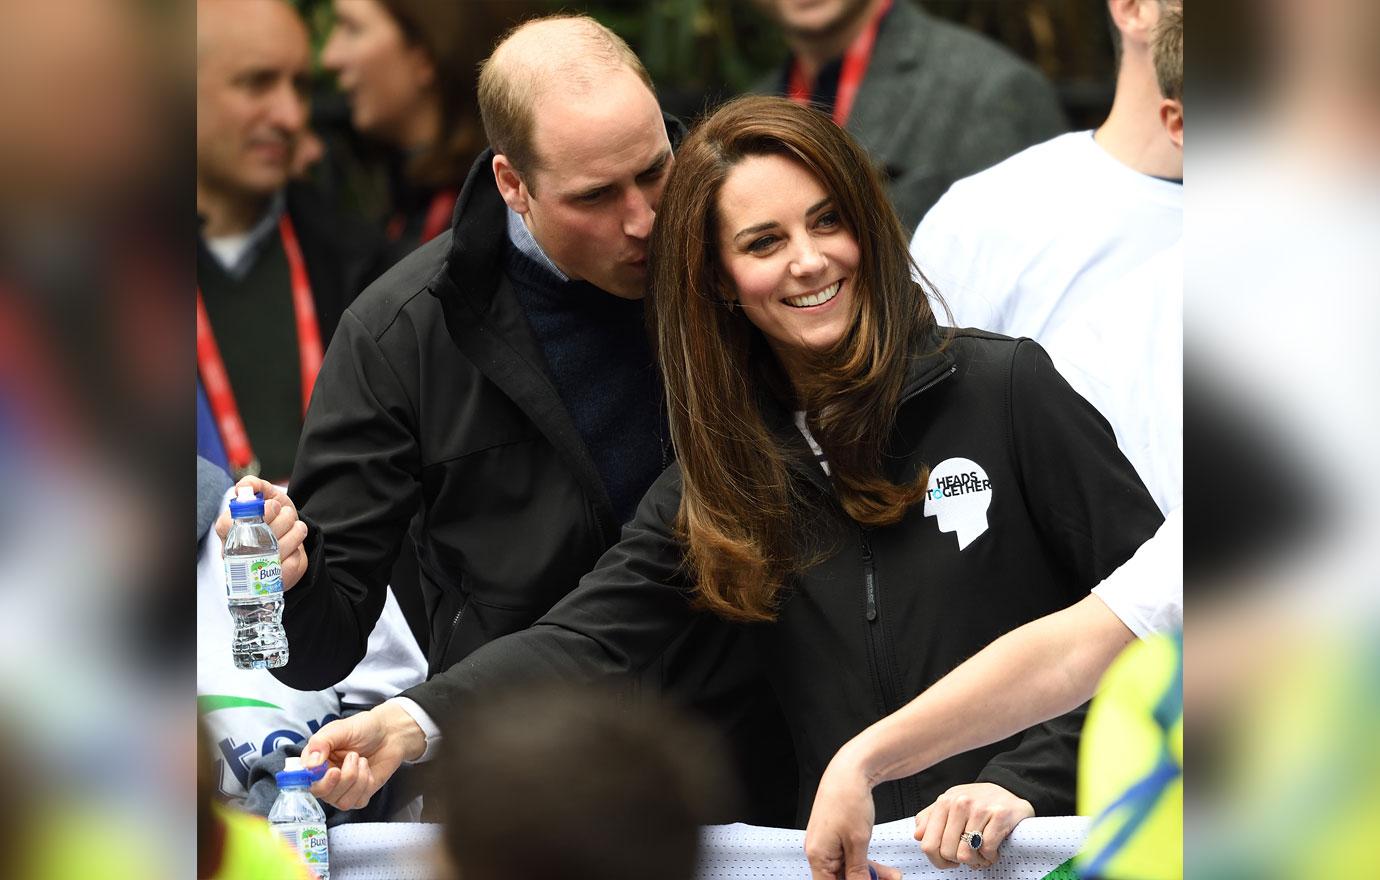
648,96,945,623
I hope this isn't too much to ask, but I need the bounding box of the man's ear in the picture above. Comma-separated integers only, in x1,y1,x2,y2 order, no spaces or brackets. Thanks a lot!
492,154,530,214
1159,98,1183,150
1108,0,1158,49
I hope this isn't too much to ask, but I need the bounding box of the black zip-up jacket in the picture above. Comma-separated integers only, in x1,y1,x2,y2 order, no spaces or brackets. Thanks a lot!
274,126,801,823
404,330,1165,825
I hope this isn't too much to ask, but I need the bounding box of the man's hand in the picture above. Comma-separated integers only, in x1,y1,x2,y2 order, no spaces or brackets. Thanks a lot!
215,476,309,590
301,701,427,810
805,746,902,880
913,782,1034,869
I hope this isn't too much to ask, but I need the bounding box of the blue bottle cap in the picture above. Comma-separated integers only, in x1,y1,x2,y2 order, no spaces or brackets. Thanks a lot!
275,767,313,788
275,756,327,788
229,490,266,520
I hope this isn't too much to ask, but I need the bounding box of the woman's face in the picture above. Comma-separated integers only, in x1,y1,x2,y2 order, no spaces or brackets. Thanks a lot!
716,153,860,368
322,0,434,143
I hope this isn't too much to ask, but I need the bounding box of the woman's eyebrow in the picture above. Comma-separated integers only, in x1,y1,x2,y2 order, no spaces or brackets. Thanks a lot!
732,198,834,242
733,220,778,242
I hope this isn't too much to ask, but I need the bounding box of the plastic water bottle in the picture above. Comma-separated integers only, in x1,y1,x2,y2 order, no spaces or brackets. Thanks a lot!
269,757,330,879
222,486,289,669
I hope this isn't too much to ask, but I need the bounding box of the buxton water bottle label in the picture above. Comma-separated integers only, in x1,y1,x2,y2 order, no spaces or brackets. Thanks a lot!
277,823,330,878
225,553,284,599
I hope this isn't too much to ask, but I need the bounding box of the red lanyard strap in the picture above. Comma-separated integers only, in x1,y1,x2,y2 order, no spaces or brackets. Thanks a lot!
421,188,458,244
788,0,893,127
276,214,324,410
196,213,323,477
388,188,459,245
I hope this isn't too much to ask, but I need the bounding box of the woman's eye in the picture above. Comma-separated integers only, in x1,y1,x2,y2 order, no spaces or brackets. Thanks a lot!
816,211,840,229
747,235,778,253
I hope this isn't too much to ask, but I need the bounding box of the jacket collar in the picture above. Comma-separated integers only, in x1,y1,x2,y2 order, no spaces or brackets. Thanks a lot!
761,325,956,494
432,146,509,318
898,325,957,403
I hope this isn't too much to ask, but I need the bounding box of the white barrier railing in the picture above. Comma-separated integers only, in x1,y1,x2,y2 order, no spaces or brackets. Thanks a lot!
328,815,1088,880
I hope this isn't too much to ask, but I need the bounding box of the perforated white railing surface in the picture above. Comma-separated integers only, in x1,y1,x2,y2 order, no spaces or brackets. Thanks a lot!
327,815,1088,880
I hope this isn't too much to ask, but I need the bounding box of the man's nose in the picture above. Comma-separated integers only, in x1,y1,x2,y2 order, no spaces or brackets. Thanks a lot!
268,82,309,135
622,188,655,240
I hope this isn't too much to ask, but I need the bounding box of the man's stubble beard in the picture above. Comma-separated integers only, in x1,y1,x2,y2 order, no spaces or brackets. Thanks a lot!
781,0,877,42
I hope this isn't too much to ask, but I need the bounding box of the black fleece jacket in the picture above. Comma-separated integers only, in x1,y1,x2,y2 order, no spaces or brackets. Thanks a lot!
275,117,802,824
404,330,1164,824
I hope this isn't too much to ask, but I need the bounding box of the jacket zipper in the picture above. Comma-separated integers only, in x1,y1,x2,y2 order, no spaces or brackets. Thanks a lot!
439,599,467,669
848,361,958,817
859,526,897,709
861,529,878,621
860,524,908,816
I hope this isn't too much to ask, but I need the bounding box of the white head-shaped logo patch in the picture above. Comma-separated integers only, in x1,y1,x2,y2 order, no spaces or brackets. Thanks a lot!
923,457,992,550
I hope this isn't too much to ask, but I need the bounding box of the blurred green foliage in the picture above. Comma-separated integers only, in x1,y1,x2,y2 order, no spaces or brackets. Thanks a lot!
293,0,1113,125
293,0,782,120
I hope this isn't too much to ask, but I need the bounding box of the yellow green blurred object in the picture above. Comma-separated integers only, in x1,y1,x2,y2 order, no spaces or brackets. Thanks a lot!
210,803,314,880
16,802,164,880
1077,631,1183,879
1194,629,1380,879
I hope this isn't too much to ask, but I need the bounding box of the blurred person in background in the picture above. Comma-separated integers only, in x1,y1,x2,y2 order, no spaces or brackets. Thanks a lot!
319,0,534,259
434,685,731,880
911,0,1182,344
224,14,799,826
196,0,387,484
752,0,1066,233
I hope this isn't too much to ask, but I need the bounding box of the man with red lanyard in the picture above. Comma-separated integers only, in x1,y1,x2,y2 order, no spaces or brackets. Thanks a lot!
755,0,1066,233
196,0,385,483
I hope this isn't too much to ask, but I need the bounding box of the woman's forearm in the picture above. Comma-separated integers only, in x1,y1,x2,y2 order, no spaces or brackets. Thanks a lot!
846,594,1135,787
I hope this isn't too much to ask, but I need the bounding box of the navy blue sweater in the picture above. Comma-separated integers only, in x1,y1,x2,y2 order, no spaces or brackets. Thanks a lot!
503,244,666,525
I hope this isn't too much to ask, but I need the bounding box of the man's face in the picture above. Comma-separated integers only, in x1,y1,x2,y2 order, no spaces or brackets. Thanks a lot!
196,1,311,199
513,70,672,300
763,0,877,39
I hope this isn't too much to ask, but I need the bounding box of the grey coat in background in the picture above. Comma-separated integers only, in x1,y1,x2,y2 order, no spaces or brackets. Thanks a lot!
757,0,1067,233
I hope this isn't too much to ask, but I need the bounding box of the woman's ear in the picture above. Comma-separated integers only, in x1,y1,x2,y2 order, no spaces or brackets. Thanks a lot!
710,269,737,307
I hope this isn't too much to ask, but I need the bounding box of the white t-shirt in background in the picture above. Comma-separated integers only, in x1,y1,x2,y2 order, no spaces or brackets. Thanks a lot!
912,130,1182,345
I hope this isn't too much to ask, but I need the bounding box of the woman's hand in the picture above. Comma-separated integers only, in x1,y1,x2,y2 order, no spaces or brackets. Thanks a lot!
805,746,902,880
913,782,1034,869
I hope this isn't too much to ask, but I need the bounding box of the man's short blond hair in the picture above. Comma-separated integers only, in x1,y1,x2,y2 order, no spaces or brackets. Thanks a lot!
1153,5,1183,102
477,14,654,176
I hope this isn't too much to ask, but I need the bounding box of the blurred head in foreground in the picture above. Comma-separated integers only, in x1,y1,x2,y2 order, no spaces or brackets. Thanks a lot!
435,684,734,880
